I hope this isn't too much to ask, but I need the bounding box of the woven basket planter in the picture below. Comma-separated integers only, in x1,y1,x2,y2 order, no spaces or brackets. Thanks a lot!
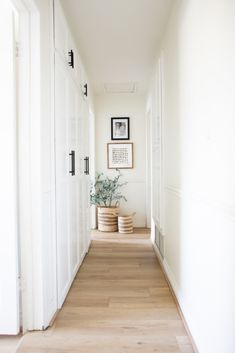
118,213,136,234
97,206,119,232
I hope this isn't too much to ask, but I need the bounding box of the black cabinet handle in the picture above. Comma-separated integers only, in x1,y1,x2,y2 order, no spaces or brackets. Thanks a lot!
69,150,75,176
84,157,87,174
84,83,88,97
87,156,89,175
84,156,89,175
68,50,74,68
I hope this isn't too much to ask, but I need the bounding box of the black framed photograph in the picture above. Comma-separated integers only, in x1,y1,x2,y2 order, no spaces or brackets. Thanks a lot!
111,117,130,140
107,142,133,169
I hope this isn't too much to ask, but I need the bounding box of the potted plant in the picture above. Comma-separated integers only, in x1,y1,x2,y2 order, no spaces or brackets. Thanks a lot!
90,170,127,232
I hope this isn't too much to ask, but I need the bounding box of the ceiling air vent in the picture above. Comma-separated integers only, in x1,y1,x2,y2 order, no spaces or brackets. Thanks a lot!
103,82,137,94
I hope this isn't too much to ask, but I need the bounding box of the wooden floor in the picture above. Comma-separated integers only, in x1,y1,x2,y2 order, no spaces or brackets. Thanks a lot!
0,336,22,353
16,229,194,353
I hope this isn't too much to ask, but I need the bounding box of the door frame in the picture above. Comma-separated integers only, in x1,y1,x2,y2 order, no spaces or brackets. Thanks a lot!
11,0,42,332
145,105,152,229
146,52,165,240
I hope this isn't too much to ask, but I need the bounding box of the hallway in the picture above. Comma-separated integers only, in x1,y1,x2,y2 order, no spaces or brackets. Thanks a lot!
1,1,235,351
16,229,193,353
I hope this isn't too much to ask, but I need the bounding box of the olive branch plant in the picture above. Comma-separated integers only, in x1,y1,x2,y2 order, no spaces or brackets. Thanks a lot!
90,169,127,207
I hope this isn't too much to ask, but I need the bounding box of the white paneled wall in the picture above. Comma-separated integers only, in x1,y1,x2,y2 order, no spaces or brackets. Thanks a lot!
148,0,235,352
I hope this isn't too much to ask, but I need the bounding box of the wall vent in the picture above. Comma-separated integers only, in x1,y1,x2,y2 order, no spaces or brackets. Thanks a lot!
103,82,137,94
153,218,164,259
155,223,160,248
159,232,164,258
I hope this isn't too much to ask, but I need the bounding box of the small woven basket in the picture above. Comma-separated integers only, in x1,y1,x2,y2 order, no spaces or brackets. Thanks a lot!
118,213,136,234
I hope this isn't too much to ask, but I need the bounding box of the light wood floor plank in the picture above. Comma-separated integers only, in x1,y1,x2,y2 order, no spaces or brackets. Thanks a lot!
16,229,194,353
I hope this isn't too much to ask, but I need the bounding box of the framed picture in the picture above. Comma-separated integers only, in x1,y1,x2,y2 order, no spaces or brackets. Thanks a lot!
111,117,130,140
107,142,133,169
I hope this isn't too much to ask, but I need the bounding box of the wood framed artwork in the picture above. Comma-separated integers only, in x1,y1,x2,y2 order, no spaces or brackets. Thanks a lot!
107,142,133,169
111,117,130,140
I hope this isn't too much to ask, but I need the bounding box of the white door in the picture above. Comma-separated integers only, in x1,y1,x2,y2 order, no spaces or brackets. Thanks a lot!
55,53,80,307
68,72,80,279
77,95,90,260
0,2,20,334
82,98,91,253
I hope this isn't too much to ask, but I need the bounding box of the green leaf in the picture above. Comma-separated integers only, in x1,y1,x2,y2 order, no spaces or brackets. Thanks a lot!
90,169,127,206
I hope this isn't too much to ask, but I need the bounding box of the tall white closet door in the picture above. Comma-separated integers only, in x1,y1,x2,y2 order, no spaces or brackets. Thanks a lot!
55,54,70,307
77,95,86,261
67,77,80,278
78,98,88,261
55,54,81,307
82,100,91,251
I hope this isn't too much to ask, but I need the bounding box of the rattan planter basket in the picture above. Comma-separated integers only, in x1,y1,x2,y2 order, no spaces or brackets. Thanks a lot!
97,206,119,232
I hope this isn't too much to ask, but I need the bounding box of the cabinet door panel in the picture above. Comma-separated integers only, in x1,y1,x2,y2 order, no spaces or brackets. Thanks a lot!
55,54,71,307
69,180,79,276
54,1,68,67
67,76,80,276
55,52,85,307
55,1,80,86
80,96,90,257
56,184,70,303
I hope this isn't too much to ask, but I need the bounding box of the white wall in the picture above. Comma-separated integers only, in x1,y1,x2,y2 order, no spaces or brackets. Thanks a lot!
0,1,20,334
149,0,235,352
95,94,147,227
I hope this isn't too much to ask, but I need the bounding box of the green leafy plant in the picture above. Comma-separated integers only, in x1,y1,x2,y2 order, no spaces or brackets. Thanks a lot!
90,170,127,207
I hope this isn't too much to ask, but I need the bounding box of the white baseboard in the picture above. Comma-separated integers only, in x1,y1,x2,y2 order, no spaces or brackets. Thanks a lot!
152,242,199,353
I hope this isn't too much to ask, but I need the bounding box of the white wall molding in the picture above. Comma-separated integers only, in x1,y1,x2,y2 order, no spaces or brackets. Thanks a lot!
117,179,146,184
162,258,182,304
152,242,199,353
164,184,182,198
165,184,235,222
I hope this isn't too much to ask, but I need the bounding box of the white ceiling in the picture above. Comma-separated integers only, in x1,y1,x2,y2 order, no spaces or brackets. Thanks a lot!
60,0,174,95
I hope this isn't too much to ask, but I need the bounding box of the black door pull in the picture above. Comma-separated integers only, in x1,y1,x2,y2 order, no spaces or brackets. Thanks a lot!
84,156,89,175
68,50,74,68
84,83,88,97
69,150,75,176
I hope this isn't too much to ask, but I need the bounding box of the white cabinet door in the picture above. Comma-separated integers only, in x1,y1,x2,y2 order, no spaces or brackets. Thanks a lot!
84,100,91,250
55,54,70,307
81,96,91,255
54,0,69,67
67,73,80,278
54,1,80,86
55,53,81,307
